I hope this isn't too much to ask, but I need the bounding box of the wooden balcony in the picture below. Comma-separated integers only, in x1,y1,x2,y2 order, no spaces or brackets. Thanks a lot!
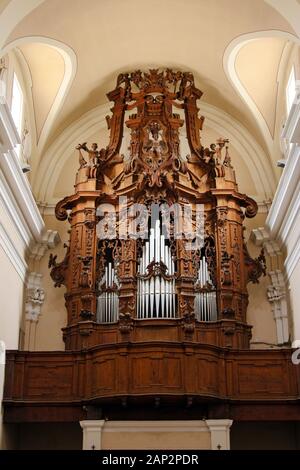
3,341,300,423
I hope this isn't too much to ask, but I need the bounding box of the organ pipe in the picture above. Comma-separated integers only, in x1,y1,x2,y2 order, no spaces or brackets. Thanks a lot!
96,261,119,323
195,256,217,322
137,218,176,319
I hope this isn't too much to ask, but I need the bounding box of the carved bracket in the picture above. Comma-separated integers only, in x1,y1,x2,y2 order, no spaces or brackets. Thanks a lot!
119,312,134,334
48,248,70,288
244,245,266,284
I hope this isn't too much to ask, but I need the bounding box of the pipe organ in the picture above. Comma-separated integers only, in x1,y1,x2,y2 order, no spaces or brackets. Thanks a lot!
5,69,299,432
49,68,266,351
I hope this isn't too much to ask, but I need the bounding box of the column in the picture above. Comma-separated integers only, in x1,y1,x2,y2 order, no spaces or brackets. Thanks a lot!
80,420,105,450
206,419,233,450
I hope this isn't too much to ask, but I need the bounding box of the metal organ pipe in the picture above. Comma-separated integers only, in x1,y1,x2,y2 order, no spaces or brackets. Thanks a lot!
195,255,217,322
96,261,119,323
137,218,176,319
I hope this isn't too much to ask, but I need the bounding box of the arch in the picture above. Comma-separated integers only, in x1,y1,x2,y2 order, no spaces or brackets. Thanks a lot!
1,36,77,153
34,101,275,205
223,30,300,156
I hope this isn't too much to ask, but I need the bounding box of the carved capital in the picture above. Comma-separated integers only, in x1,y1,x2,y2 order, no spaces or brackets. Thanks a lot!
181,312,196,336
29,229,60,261
119,312,134,334
25,272,45,322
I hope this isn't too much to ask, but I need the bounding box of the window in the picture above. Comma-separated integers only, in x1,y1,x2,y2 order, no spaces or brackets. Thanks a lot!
11,73,23,156
286,66,296,115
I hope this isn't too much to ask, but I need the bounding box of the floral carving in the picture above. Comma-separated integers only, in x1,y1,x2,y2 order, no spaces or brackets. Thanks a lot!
48,249,69,288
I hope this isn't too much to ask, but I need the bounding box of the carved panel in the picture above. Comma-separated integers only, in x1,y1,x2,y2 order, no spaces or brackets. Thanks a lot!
237,363,288,396
25,364,74,398
197,357,219,393
91,358,116,393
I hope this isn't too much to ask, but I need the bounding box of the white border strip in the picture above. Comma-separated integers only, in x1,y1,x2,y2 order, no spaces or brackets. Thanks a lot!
0,221,27,280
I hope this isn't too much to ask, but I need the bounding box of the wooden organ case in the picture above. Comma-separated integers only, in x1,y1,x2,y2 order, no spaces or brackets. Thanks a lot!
4,70,300,424
50,69,265,350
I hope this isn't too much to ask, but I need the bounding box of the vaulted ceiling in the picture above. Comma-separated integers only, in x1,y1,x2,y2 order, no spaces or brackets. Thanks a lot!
1,0,299,206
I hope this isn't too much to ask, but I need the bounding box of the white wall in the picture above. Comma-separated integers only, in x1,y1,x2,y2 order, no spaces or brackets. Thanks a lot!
0,86,44,448
266,68,300,346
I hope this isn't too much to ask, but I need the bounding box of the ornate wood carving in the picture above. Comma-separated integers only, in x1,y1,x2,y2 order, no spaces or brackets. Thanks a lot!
46,68,266,348
4,68,296,426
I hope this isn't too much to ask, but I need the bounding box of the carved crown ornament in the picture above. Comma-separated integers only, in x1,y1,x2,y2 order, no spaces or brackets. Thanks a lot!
48,68,265,350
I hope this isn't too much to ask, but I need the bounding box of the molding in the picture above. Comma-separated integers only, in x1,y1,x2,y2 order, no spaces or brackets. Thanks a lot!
251,227,270,246
1,148,44,242
280,177,300,243
0,169,32,246
0,94,44,242
257,200,272,214
266,144,300,239
103,420,208,433
285,234,300,280
0,220,27,281
0,92,50,280
37,202,56,216
251,227,282,261
29,229,60,261
267,270,289,345
266,143,300,279
0,93,20,153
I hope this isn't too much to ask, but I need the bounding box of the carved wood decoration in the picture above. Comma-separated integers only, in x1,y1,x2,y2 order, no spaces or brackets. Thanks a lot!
5,70,300,425
48,69,265,350
3,346,300,423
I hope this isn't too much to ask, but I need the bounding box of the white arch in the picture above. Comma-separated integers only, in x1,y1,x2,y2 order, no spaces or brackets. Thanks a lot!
35,101,275,205
223,30,300,156
1,36,77,152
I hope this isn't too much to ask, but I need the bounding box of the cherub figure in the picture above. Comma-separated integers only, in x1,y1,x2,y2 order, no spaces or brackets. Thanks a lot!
76,142,99,168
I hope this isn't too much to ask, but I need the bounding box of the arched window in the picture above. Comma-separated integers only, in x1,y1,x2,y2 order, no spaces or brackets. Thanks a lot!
10,72,24,156
286,66,296,115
